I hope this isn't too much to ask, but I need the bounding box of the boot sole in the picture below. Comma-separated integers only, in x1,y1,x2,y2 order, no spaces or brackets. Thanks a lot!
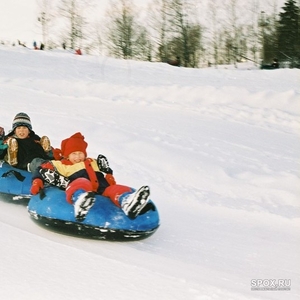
127,186,150,219
75,192,96,222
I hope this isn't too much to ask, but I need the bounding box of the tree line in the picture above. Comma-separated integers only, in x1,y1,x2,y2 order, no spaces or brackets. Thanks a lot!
36,0,300,68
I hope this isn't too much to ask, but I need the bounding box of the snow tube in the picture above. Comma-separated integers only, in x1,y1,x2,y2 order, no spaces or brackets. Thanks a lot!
0,160,159,241
28,187,160,241
0,160,160,240
0,160,31,199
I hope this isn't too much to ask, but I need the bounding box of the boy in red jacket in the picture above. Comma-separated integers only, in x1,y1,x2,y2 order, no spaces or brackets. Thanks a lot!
31,132,150,222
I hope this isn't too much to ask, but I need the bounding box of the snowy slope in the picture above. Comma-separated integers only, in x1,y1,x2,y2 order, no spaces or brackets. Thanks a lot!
0,46,299,300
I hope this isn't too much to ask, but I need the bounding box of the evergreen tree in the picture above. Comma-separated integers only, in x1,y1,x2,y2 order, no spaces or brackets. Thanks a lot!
260,11,279,64
148,0,170,63
165,0,202,67
105,0,149,60
277,0,300,67
58,0,93,50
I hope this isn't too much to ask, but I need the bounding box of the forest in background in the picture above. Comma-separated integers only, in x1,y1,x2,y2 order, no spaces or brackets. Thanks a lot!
2,0,300,68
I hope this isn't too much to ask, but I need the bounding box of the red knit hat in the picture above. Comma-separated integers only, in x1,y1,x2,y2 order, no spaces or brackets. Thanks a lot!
61,132,88,158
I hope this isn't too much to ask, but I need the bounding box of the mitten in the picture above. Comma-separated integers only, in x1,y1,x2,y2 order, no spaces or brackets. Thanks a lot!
97,154,113,174
0,139,8,151
31,178,44,195
52,148,63,160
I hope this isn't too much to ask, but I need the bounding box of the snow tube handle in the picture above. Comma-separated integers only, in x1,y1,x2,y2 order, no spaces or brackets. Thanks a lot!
1,170,25,182
39,188,46,200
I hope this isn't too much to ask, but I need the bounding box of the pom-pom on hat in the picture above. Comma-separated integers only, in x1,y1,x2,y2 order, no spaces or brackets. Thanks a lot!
12,112,32,131
61,132,88,158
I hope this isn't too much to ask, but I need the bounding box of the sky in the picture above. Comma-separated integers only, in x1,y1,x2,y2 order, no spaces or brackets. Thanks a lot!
0,0,150,45
0,42,299,299
0,0,288,47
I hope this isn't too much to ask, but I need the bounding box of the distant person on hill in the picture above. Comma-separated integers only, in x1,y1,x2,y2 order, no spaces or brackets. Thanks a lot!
167,56,180,67
261,58,280,70
271,58,279,69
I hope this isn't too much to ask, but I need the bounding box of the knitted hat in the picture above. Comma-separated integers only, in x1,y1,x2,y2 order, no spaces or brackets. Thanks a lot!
12,112,32,131
61,132,88,158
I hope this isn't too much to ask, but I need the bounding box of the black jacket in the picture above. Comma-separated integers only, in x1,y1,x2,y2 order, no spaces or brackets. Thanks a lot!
1,131,51,170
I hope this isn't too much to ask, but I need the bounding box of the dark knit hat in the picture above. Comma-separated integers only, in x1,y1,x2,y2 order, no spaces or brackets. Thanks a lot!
12,112,32,131
61,132,88,158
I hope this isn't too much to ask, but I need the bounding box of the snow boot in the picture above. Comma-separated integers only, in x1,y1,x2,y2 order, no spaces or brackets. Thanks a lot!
6,138,18,166
120,186,150,219
73,190,96,222
39,168,70,189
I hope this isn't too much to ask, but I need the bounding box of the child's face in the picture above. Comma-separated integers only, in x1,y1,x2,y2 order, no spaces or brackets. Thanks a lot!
14,126,30,139
68,151,86,164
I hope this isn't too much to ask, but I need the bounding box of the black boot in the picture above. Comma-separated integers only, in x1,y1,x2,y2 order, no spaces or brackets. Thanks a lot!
39,168,70,189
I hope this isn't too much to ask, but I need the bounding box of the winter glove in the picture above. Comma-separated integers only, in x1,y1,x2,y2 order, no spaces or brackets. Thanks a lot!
52,148,63,160
0,126,5,140
0,139,8,151
31,178,44,195
0,138,8,156
97,154,113,174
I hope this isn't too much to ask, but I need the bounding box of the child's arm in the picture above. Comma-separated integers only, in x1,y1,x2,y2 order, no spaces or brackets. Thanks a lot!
0,128,7,157
0,126,5,139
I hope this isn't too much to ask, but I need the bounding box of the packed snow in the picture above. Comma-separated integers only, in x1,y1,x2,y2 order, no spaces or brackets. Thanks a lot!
0,46,299,300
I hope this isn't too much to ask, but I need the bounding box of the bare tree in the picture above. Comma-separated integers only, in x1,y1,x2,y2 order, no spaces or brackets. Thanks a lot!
148,0,171,62
246,0,261,64
58,0,92,50
105,0,149,60
206,0,222,66
135,27,153,61
89,22,104,55
223,0,240,66
165,0,202,67
36,0,54,49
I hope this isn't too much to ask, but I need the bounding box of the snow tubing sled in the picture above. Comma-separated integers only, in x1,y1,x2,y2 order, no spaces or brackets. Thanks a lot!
28,187,160,241
0,160,160,240
0,160,31,200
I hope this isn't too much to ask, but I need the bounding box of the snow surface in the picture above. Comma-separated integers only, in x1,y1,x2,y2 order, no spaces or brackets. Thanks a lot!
0,46,299,300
